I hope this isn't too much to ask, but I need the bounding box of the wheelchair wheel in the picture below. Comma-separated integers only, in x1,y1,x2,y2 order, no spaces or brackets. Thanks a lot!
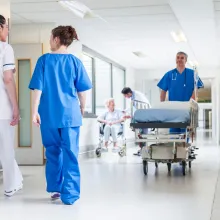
143,160,148,175
95,148,101,157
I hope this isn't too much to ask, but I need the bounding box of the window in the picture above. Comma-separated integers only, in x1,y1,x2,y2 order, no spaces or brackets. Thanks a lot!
82,54,93,113
18,59,31,147
82,46,126,116
112,66,125,110
95,58,111,115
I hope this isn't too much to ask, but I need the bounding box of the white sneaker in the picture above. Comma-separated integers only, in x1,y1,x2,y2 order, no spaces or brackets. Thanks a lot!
4,184,23,197
102,147,108,152
51,192,60,200
112,147,120,153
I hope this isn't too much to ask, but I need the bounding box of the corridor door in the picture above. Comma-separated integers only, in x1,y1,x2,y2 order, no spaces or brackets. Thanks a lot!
12,43,44,165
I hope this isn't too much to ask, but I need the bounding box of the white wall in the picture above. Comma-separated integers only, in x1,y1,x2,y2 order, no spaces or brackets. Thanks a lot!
0,1,10,23
10,23,56,53
68,41,83,59
124,67,136,141
125,67,136,107
212,79,218,143
216,74,220,145
79,118,99,153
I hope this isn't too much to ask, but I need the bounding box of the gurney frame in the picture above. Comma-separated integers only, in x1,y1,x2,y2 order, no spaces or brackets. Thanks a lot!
130,99,199,176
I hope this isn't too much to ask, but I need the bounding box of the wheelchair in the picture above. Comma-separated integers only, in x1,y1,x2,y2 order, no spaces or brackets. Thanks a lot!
95,123,126,158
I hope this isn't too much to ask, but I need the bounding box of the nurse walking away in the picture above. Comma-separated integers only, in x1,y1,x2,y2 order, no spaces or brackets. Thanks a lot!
157,51,203,134
0,15,23,196
29,26,92,205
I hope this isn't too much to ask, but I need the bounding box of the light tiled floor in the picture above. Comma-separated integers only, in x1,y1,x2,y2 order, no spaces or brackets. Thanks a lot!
0,130,219,220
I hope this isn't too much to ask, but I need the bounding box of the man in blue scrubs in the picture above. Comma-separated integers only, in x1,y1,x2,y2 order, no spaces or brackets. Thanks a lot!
29,26,92,205
157,51,203,134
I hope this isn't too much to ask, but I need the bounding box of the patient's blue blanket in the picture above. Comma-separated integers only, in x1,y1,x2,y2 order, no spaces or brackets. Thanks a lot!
134,109,190,123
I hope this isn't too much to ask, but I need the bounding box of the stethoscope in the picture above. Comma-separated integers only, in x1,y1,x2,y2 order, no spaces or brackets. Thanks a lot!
172,69,187,87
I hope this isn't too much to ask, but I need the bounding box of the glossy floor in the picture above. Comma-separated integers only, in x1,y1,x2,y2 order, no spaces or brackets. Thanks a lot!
0,129,219,220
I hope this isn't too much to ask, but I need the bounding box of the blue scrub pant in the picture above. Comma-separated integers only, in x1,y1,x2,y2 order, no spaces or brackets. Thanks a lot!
41,126,80,205
170,128,189,143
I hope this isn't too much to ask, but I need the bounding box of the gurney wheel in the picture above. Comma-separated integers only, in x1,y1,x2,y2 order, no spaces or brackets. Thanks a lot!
143,160,148,175
167,163,171,172
182,161,186,176
95,148,101,157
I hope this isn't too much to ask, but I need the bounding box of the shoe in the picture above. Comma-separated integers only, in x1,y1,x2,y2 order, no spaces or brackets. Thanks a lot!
133,150,141,156
102,147,108,152
112,147,120,153
4,184,23,197
51,193,60,200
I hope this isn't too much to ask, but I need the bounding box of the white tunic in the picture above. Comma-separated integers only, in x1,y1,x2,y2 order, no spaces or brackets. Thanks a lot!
0,42,15,119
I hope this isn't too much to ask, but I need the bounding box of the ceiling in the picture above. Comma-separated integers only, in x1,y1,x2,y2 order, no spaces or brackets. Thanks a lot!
10,0,220,70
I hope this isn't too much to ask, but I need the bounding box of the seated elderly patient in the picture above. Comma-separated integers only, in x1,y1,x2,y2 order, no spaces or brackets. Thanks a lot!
97,98,124,150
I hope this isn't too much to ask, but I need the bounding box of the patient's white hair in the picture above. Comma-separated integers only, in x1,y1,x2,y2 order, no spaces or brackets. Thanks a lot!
105,98,115,107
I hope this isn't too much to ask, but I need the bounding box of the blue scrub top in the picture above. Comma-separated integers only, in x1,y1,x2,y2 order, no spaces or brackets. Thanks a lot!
157,68,203,101
29,53,92,128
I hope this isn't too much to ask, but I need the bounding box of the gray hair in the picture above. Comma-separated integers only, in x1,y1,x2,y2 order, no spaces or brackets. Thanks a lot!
105,98,115,107
176,51,188,60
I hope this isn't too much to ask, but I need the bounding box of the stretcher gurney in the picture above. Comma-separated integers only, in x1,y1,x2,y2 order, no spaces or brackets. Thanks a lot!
130,99,199,176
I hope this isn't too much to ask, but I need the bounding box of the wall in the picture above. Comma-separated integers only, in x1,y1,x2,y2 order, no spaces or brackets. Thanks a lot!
215,74,220,145
125,67,136,107
212,79,218,143
68,41,83,59
10,23,56,53
0,1,10,24
124,67,136,141
79,118,99,154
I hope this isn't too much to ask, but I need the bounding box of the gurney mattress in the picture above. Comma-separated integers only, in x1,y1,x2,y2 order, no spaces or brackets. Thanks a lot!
134,109,190,123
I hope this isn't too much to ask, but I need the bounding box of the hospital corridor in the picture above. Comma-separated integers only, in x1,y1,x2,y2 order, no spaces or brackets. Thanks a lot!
1,0,220,219
0,130,219,220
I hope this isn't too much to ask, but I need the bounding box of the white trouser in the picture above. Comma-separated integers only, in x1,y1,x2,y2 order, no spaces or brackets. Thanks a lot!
0,120,23,191
104,124,121,143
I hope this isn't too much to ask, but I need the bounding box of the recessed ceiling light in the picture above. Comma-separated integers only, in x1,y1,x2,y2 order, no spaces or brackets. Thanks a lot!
170,31,187,43
133,51,147,58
